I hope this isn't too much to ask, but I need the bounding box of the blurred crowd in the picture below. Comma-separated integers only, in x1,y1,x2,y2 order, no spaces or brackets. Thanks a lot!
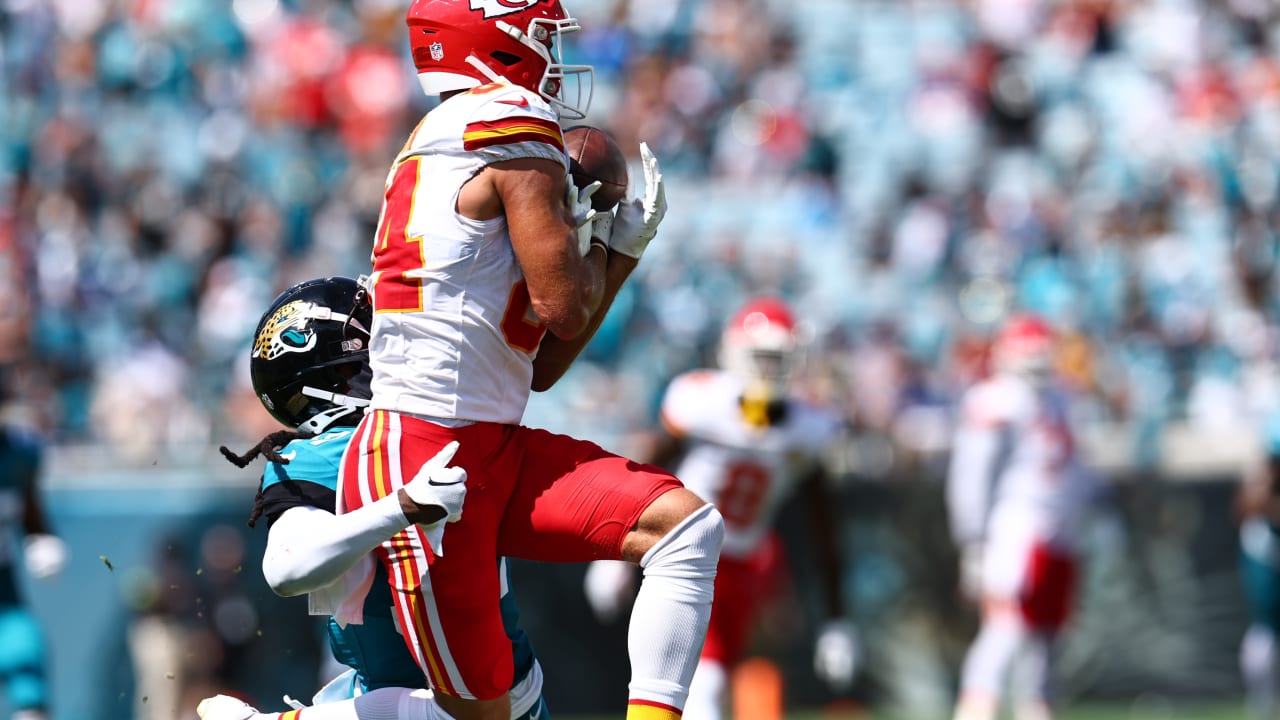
3,0,1280,473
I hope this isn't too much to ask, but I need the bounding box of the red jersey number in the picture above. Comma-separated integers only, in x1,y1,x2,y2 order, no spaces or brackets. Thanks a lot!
372,157,425,313
718,461,771,528
370,152,547,353
501,280,547,354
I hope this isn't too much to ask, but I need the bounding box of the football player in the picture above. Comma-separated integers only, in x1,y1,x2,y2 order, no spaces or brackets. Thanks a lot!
0,382,67,720
947,314,1098,720
195,277,549,720
1237,411,1280,720
584,297,859,720
338,3,724,720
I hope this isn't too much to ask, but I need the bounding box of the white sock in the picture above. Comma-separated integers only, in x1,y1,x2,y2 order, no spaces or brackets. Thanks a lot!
1011,632,1055,717
1243,624,1278,720
628,504,724,712
683,659,727,720
955,618,1025,720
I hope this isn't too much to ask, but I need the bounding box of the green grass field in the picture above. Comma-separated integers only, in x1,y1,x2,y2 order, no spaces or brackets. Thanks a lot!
564,700,1249,720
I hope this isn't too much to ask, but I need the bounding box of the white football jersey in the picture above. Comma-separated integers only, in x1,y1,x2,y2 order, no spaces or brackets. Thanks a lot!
946,374,1094,549
661,369,842,558
366,81,569,424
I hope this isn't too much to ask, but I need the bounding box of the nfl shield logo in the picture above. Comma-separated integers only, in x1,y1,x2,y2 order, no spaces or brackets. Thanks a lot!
430,42,444,61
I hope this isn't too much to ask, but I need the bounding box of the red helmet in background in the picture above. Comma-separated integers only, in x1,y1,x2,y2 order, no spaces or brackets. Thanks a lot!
406,0,593,118
992,313,1057,380
719,297,801,392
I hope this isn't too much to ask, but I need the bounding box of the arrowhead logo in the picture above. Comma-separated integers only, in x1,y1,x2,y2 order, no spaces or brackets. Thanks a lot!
470,0,542,20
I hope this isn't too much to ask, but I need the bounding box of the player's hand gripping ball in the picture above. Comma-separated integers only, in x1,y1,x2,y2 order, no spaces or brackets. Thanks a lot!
564,125,628,212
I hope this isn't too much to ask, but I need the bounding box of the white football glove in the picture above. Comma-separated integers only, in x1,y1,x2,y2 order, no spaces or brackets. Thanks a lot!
583,559,638,624
197,694,260,720
608,142,666,259
402,441,467,557
566,175,602,257
813,619,860,692
23,534,66,580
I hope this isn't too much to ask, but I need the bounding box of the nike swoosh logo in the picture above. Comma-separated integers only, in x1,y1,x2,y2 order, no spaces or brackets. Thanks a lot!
427,479,464,487
497,97,530,109
529,702,542,720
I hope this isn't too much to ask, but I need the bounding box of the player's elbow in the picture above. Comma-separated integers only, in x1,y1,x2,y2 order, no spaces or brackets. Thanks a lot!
534,300,591,340
261,551,314,597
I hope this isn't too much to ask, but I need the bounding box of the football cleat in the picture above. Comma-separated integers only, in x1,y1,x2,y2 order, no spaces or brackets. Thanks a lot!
196,695,259,720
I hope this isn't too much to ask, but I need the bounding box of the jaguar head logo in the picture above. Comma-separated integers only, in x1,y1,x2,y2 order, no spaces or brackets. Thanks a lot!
253,301,318,361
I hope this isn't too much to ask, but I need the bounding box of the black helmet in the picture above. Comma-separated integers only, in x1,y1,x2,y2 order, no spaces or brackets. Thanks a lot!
250,276,373,433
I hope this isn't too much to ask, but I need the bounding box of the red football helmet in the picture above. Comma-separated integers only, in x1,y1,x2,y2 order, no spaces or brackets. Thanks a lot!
992,313,1056,380
406,0,593,119
718,297,801,392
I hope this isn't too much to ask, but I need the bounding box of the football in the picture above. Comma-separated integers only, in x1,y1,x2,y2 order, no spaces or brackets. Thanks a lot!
564,125,628,212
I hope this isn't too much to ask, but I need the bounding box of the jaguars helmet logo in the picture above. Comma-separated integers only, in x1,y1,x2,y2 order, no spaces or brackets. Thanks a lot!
253,300,318,361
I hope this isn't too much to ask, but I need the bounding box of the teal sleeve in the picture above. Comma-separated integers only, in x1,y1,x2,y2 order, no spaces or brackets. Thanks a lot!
260,428,354,493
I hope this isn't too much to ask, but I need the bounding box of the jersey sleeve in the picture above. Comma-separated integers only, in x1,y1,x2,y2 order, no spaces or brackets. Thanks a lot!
258,429,352,524
946,384,1010,544
660,371,720,438
461,85,568,169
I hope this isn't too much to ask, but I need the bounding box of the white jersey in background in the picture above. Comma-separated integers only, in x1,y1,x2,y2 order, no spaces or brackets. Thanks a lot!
947,373,1094,554
660,369,842,558
367,81,568,425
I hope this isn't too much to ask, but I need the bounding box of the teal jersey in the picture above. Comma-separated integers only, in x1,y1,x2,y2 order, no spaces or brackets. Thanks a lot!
259,427,539,693
0,427,41,607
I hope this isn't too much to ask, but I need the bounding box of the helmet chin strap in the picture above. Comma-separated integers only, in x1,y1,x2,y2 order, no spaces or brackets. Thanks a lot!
298,387,370,434
465,55,507,85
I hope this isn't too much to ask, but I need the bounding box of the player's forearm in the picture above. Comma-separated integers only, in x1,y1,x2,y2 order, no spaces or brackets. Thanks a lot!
262,499,411,596
531,249,637,391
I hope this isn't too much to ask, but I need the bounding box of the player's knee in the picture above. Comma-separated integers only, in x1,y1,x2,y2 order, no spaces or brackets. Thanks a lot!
640,502,724,582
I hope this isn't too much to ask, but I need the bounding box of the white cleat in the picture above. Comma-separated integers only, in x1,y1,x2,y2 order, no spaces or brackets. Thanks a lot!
197,695,259,720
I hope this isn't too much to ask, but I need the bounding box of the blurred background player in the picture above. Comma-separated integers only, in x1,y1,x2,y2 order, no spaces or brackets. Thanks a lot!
340,3,722,720
947,313,1100,720
196,276,549,720
584,296,858,720
1237,411,1280,720
0,380,67,720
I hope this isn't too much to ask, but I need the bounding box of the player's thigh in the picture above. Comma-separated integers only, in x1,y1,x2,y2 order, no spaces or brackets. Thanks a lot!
1018,542,1077,630
497,426,682,562
352,414,521,699
703,553,769,664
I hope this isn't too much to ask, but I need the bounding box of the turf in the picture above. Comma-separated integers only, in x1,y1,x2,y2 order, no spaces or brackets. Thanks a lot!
561,700,1249,720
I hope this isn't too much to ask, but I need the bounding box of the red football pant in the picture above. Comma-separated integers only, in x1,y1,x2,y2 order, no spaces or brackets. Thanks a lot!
700,533,785,665
340,410,683,700
1019,542,1077,631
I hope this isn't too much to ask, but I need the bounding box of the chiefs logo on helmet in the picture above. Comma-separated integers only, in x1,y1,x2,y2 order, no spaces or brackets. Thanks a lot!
469,0,543,19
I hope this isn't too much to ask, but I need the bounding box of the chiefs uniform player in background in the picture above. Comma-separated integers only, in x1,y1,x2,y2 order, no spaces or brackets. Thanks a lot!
585,297,859,720
947,314,1100,720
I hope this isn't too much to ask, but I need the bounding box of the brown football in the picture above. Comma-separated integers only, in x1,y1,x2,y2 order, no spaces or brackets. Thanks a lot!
564,125,628,211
